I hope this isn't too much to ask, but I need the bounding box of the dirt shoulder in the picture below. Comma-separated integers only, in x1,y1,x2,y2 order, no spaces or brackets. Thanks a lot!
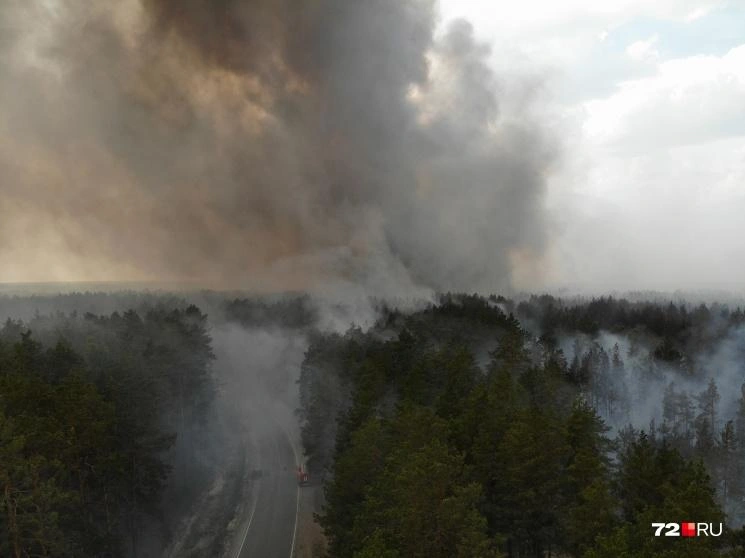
293,482,327,558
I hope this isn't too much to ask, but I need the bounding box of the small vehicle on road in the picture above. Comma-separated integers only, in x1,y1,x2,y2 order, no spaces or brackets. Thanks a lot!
296,464,309,486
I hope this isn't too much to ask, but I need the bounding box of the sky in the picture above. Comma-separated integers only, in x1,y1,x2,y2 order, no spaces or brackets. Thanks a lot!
440,0,745,292
0,0,744,295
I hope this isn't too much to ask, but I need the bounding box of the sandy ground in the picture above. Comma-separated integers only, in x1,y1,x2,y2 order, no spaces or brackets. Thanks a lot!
293,482,327,558
164,443,248,558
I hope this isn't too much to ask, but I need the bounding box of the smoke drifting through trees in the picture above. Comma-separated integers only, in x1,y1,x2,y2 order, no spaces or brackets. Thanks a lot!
298,293,745,556
0,0,556,292
6,287,745,555
0,291,321,557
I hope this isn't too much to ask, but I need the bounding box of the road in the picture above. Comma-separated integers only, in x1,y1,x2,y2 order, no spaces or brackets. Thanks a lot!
232,422,300,558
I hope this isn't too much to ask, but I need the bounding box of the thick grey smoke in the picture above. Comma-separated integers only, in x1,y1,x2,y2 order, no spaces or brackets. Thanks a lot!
0,0,557,293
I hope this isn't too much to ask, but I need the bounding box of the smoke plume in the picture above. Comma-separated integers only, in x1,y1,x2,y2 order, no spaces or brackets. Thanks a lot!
0,0,558,293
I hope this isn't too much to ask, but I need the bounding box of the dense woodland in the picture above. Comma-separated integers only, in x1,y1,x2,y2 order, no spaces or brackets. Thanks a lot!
5,291,745,557
299,293,745,557
0,303,217,557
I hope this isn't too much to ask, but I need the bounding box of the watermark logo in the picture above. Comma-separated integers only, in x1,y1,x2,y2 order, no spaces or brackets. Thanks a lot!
652,522,722,537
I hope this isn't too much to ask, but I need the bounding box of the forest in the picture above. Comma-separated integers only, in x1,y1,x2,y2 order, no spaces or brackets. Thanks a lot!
0,301,218,557
299,293,745,557
5,291,745,557
2,0,742,555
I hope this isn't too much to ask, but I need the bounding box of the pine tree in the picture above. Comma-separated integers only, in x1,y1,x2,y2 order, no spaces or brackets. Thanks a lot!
716,420,741,519
695,379,720,459
561,399,615,555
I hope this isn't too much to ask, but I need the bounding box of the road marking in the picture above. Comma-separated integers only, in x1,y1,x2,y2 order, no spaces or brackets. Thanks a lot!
279,422,301,558
290,472,300,558
235,437,261,558
235,409,301,558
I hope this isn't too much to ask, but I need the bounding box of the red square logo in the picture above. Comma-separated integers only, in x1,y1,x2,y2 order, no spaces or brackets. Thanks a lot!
681,522,696,537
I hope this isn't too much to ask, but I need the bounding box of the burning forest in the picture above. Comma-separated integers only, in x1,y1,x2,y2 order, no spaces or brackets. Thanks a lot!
2,0,745,557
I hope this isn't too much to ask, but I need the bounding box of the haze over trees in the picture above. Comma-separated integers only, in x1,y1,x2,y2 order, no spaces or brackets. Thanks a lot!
0,302,217,557
5,291,745,556
299,293,745,557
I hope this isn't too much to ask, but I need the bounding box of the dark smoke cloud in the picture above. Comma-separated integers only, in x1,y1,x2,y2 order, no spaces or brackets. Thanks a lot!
0,0,558,293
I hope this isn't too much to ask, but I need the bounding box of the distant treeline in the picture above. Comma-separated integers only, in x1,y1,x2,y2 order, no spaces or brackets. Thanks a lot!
0,291,191,322
223,295,318,329
300,293,745,557
514,293,745,350
0,305,215,557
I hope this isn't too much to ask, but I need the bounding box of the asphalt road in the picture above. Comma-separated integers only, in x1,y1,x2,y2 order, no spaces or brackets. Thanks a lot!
233,424,300,558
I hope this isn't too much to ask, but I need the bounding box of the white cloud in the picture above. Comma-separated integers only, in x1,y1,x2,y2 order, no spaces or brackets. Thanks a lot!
686,5,714,21
438,0,745,292
552,41,745,291
625,34,660,62
549,137,745,292
439,0,727,61
584,44,745,148
440,0,726,30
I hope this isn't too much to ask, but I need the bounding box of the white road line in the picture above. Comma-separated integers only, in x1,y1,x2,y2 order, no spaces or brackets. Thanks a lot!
237,408,301,558
279,422,301,558
235,437,261,558
289,470,300,558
